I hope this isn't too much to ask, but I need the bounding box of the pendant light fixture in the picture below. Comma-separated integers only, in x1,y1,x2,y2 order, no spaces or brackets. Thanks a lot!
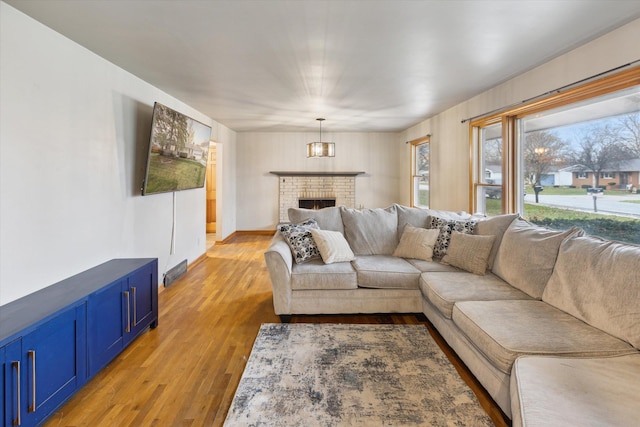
307,118,335,157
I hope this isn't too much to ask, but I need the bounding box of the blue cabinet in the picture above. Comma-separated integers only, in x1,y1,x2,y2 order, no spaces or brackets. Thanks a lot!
2,306,86,426
0,258,158,427
87,260,158,377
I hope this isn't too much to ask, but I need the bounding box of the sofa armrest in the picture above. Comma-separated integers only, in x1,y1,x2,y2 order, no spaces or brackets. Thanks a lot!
264,233,293,315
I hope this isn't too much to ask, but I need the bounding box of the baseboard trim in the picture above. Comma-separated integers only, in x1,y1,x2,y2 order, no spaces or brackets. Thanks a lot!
188,253,208,270
217,230,276,244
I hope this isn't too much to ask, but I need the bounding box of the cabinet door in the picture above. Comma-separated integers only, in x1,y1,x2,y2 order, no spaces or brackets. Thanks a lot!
0,345,4,427
87,279,126,378
3,340,22,427
124,263,156,343
21,305,86,426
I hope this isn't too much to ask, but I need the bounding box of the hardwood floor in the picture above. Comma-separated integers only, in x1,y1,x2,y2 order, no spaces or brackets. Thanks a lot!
44,234,509,427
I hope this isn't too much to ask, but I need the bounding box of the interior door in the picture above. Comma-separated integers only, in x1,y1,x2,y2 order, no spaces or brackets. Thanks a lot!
206,143,217,233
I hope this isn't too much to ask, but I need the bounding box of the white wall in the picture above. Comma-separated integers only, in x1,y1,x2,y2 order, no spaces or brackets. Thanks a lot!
0,3,236,305
236,132,404,230
400,18,640,213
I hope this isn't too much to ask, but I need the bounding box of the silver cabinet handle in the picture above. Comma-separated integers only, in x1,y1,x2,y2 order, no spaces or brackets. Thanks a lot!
13,360,21,426
28,350,36,412
124,291,131,333
131,287,137,327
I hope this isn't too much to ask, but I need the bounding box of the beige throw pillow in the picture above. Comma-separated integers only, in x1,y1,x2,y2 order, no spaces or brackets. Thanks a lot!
442,232,496,275
310,229,355,264
392,225,440,261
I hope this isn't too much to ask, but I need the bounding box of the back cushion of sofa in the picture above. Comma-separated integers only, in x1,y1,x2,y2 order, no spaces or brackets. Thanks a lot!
475,213,519,269
395,204,472,235
542,234,640,349
288,206,344,234
340,205,398,255
492,218,579,299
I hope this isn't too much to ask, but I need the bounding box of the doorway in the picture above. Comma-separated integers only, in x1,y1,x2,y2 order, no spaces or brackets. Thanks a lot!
206,142,216,235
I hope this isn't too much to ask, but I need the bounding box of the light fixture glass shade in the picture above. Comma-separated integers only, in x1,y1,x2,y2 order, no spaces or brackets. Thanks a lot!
307,142,335,157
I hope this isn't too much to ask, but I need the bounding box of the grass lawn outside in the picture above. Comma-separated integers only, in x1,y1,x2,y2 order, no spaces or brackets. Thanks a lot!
525,185,638,197
482,198,639,244
524,203,640,245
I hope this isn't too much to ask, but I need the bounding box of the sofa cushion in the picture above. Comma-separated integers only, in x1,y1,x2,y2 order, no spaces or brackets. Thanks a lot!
340,206,398,255
474,213,518,269
542,234,640,349
492,219,579,298
291,258,358,290
511,354,640,427
452,300,635,374
430,217,477,258
405,259,461,273
288,206,344,234
441,232,496,275
309,229,355,264
392,224,439,261
352,255,421,289
420,272,532,319
277,219,321,264
395,204,472,234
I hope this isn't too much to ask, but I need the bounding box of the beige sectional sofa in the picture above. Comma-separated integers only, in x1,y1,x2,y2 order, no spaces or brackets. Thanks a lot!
264,204,640,424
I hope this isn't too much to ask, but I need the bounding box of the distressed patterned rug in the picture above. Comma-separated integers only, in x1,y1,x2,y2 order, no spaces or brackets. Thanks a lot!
224,323,493,426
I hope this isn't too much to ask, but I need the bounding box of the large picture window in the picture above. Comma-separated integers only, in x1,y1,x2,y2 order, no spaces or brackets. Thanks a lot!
411,136,430,208
471,67,640,244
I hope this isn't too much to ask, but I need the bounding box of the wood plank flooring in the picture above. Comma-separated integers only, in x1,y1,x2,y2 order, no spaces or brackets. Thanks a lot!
44,234,509,427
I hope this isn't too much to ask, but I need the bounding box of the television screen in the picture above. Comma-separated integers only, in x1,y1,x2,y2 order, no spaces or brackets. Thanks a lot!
142,102,212,195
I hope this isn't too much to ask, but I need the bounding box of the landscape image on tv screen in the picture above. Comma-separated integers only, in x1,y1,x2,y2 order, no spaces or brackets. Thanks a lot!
143,102,212,195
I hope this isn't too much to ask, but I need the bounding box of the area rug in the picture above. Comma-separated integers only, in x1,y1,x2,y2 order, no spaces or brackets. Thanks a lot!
224,323,493,426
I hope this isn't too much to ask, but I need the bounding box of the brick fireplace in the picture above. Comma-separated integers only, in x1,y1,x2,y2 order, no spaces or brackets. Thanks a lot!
270,171,364,222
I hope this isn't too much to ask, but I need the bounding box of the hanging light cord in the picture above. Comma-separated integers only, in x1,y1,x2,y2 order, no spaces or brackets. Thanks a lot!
317,117,324,142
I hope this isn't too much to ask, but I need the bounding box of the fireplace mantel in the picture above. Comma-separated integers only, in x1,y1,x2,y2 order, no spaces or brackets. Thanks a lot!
270,171,365,177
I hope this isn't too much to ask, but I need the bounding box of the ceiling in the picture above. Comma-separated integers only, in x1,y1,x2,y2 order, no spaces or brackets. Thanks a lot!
6,0,640,132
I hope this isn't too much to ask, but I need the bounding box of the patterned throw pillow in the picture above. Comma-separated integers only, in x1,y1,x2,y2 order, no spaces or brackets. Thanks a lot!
278,219,321,264
430,217,477,258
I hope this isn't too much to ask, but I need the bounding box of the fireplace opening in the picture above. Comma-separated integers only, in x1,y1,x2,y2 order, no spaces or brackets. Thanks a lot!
298,198,336,210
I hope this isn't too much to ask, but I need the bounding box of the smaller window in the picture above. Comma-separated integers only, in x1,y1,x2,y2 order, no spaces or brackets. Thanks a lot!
577,172,588,179
600,172,614,179
411,137,430,208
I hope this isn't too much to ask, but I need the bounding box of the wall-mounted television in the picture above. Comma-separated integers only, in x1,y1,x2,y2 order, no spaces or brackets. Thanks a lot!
142,102,212,195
